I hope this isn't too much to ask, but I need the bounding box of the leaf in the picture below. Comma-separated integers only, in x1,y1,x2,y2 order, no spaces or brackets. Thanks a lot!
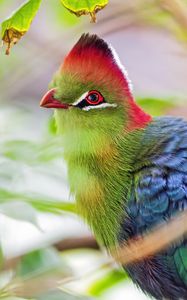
3,249,72,299
0,269,13,293
60,0,108,22
0,201,38,226
27,197,76,214
137,97,175,116
0,188,76,215
88,269,128,296
2,140,38,162
16,248,69,278
1,0,42,55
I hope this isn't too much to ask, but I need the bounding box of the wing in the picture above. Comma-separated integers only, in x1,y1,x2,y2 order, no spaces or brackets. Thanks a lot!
121,118,187,293
133,166,187,228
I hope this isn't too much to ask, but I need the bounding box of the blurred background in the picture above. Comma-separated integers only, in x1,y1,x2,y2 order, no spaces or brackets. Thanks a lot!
0,0,187,299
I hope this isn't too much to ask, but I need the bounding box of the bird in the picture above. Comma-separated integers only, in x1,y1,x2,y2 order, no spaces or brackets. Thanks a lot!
40,33,187,300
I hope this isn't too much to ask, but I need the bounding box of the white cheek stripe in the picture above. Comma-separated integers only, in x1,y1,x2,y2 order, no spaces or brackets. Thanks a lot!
82,103,117,111
72,91,88,106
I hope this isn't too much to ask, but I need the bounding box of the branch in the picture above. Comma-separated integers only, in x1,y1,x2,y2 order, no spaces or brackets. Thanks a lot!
113,210,187,264
54,236,99,251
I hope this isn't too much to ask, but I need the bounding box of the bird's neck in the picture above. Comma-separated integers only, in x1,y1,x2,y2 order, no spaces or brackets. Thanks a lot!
126,97,152,131
63,128,146,248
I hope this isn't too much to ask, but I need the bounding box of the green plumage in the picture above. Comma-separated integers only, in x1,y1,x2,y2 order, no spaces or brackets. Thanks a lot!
41,34,187,299
54,106,145,246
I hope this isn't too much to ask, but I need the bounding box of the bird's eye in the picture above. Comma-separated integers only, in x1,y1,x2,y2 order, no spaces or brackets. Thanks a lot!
73,90,106,110
85,91,104,105
87,93,98,102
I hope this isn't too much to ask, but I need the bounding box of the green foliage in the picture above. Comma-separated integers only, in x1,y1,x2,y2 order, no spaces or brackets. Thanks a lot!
1,138,64,163
0,188,76,217
0,247,85,299
88,269,128,296
0,201,38,226
16,248,69,278
137,97,175,116
0,0,108,53
0,110,76,223
60,0,108,22
1,0,42,54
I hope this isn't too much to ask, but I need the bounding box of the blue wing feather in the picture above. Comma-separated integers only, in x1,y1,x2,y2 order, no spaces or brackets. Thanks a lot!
120,117,187,299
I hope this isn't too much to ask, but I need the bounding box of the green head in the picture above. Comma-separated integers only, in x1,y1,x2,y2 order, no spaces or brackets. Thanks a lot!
40,34,151,148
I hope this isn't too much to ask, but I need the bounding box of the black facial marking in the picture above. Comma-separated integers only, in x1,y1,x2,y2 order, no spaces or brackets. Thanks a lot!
75,90,105,109
75,99,88,109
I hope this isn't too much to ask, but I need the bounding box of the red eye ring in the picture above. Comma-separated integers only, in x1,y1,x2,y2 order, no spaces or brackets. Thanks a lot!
85,90,104,105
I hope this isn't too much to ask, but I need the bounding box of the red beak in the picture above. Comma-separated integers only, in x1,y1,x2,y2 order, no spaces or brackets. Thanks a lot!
40,88,70,109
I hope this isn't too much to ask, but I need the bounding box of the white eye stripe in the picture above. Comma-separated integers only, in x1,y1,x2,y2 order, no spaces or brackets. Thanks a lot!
72,91,88,106
82,103,117,111
72,91,117,111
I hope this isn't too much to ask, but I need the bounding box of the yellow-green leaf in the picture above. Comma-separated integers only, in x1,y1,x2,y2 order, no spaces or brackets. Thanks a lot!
1,0,42,55
60,0,108,22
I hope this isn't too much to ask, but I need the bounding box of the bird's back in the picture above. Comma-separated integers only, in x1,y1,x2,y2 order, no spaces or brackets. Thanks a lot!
119,116,187,299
